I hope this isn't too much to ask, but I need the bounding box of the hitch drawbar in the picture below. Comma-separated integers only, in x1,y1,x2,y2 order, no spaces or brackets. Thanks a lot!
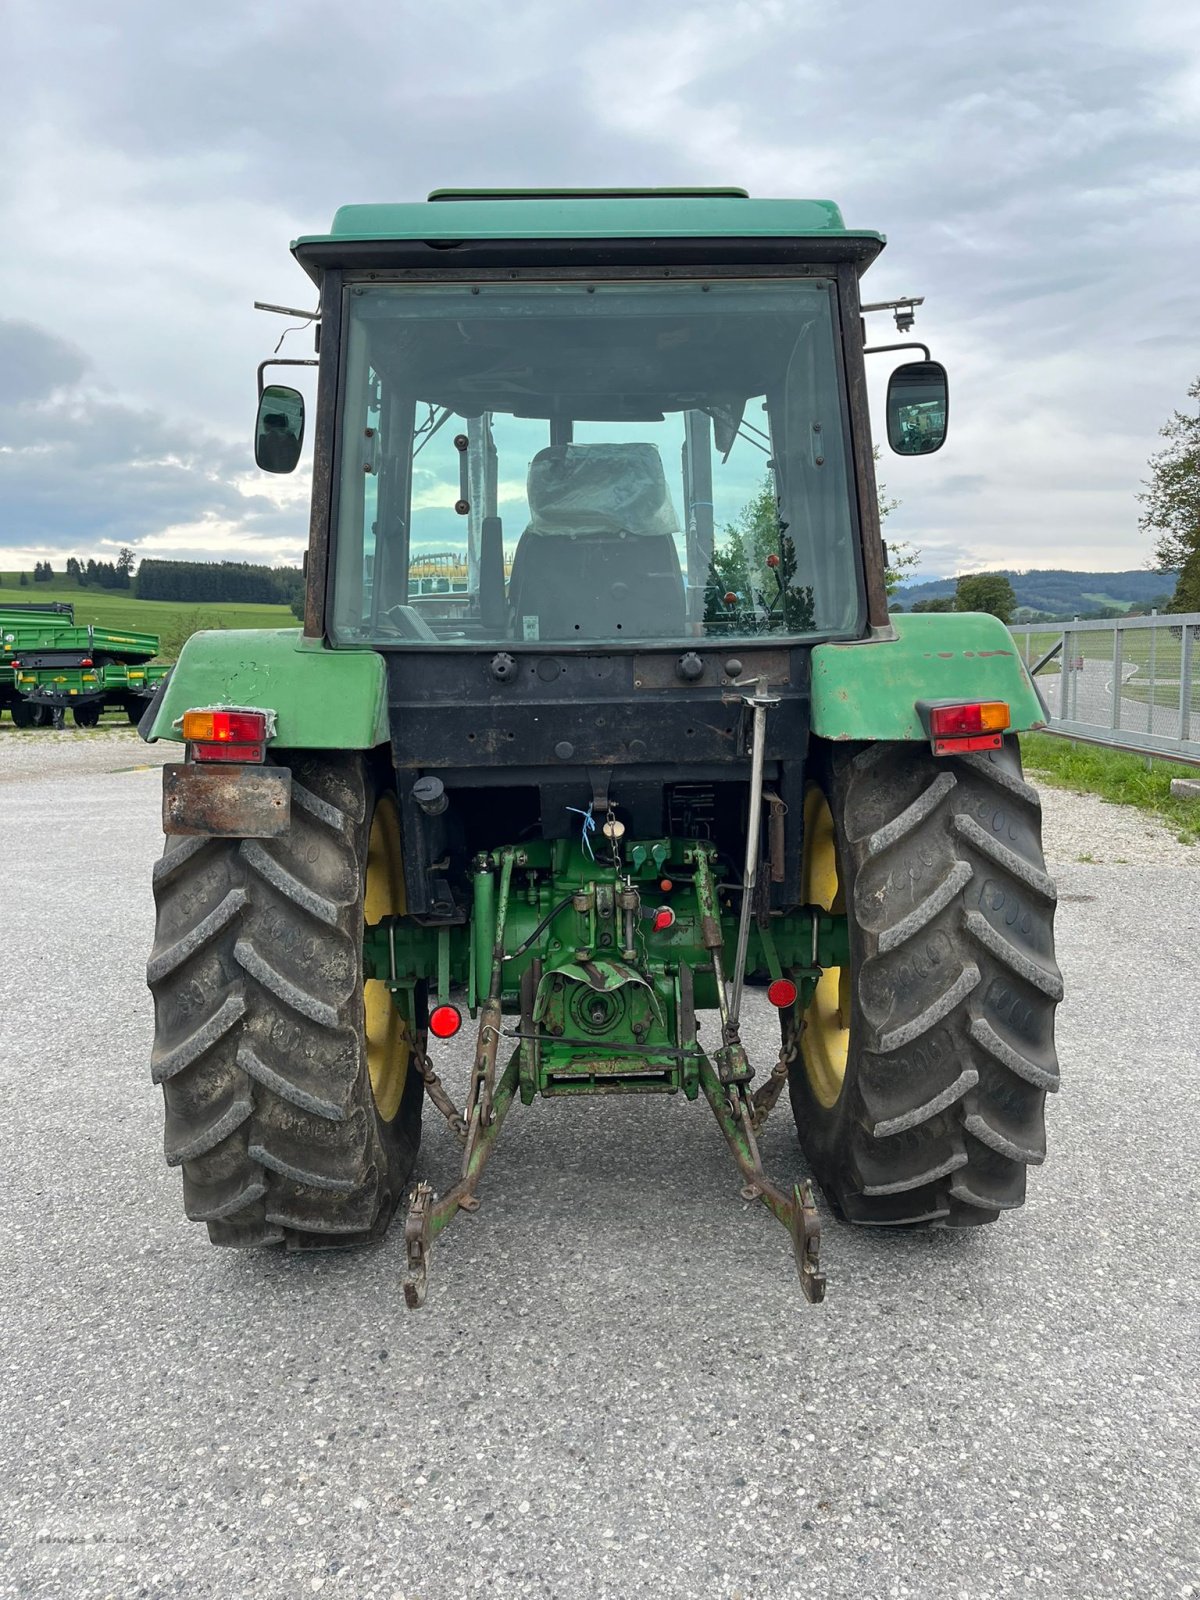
392,677,826,1309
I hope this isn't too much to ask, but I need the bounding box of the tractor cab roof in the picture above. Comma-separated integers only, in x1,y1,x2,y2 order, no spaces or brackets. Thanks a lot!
291,189,885,281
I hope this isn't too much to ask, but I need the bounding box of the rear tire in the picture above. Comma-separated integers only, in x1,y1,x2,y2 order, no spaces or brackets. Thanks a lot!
788,737,1061,1228
10,701,47,729
147,753,423,1247
72,703,102,728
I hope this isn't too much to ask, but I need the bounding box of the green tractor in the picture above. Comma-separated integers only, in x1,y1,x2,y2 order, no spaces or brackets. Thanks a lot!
144,189,1060,1304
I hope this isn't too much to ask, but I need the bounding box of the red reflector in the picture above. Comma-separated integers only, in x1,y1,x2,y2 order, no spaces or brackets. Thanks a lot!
933,732,1004,755
767,978,798,1009
652,908,675,933
429,1004,462,1039
192,742,266,764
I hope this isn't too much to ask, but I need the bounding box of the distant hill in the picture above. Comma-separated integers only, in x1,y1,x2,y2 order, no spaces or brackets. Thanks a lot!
893,569,1178,619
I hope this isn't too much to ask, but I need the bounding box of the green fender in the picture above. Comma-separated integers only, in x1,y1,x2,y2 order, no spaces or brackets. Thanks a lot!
810,612,1046,742
146,629,389,748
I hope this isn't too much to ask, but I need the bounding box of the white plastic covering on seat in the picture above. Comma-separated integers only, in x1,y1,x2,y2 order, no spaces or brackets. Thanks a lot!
525,443,681,539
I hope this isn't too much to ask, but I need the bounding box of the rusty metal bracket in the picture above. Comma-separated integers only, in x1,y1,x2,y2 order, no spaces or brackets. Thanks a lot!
403,1182,434,1308
401,1046,522,1310
699,1055,826,1304
162,762,290,838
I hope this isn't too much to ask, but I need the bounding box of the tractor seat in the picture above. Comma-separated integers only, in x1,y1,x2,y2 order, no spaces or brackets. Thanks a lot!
508,443,686,641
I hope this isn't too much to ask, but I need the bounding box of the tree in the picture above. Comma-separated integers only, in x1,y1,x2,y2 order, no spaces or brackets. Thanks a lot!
1138,376,1199,611
116,548,136,589
875,447,919,596
955,572,1016,623
912,596,955,613
704,478,815,632
706,462,913,630
1168,544,1200,613
18,571,28,587
65,557,81,579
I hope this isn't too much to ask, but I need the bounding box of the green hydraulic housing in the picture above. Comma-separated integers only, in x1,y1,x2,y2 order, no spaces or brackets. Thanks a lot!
362,835,849,1106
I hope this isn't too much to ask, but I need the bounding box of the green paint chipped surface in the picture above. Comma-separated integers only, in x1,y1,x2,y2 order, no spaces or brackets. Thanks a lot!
147,629,389,749
811,613,1046,742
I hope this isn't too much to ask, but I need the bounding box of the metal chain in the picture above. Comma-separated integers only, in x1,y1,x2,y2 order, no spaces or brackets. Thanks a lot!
411,1035,468,1144
750,1022,800,1130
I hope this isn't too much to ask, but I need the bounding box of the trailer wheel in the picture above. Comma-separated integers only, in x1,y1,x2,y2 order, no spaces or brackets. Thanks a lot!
10,701,47,729
147,754,423,1248
787,737,1060,1228
72,703,102,728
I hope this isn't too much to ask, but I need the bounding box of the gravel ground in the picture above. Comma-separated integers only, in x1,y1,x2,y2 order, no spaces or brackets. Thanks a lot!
0,726,173,784
1,743,1198,1599
1030,771,1200,869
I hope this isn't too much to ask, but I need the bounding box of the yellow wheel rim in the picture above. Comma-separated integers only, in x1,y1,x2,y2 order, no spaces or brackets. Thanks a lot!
364,794,411,1122
800,784,851,1109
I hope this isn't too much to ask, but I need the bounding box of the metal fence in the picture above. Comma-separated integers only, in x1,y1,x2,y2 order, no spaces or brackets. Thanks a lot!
1010,612,1200,766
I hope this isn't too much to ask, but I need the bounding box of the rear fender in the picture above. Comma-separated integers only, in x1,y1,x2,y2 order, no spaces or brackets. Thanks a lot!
810,612,1046,742
145,629,389,749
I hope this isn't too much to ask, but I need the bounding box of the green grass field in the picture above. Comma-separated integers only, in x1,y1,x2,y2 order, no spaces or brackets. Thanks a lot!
0,575,295,660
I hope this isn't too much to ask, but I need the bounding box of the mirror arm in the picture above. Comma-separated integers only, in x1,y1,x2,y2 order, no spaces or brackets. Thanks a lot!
864,340,931,361
254,301,320,321
257,358,318,400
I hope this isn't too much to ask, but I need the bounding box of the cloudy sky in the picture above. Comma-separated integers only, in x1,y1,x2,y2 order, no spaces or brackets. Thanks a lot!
3,0,1199,581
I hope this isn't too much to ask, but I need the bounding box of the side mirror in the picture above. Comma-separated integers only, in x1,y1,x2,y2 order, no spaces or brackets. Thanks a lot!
886,361,948,456
255,384,305,473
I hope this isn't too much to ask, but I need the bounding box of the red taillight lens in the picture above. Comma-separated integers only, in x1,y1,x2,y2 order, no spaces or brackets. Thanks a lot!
767,978,798,1008
182,708,269,764
80,657,93,667
182,709,269,744
429,1004,462,1039
929,701,1010,738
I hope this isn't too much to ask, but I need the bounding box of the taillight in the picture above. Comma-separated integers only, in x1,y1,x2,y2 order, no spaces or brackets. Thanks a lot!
429,1004,462,1039
767,978,798,1008
920,700,1010,755
181,707,269,763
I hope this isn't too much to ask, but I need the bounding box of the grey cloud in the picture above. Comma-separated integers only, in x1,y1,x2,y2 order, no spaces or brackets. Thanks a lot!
1,0,1198,577
0,320,90,406
0,318,284,552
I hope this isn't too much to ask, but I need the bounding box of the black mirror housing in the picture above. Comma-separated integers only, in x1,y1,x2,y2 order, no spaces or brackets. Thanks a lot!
255,384,305,473
886,360,948,455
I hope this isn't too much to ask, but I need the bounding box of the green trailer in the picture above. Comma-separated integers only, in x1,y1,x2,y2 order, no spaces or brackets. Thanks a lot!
12,658,171,726
144,189,1060,1305
3,604,168,727
1,602,76,726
